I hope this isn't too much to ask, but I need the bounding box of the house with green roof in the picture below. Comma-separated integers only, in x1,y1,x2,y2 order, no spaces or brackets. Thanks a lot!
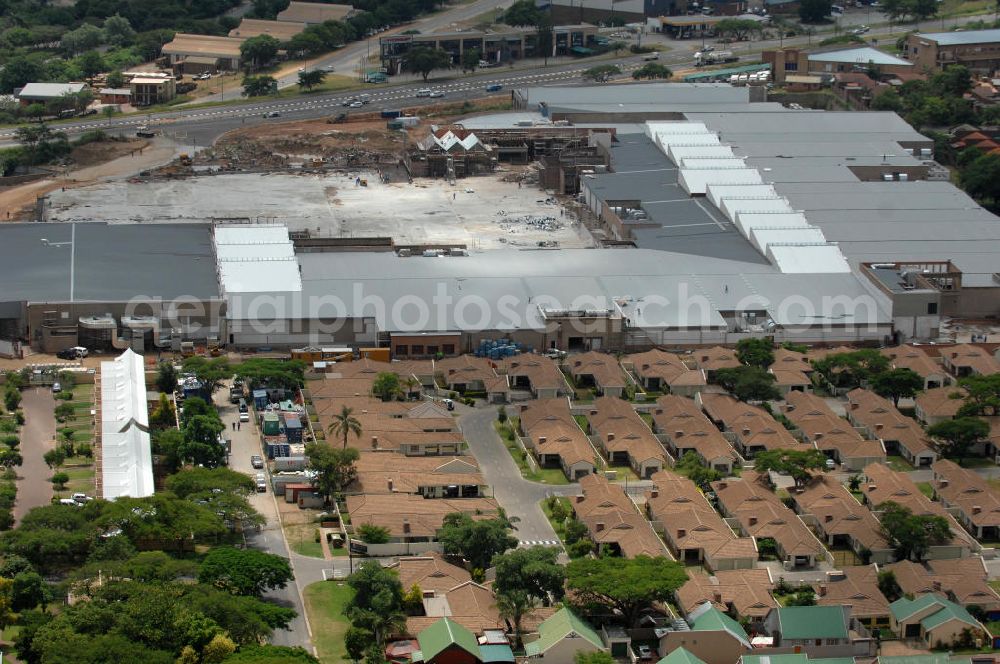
762,606,875,657
889,595,987,649
742,655,855,664
658,603,751,664
523,607,605,664
415,617,483,664
657,647,707,664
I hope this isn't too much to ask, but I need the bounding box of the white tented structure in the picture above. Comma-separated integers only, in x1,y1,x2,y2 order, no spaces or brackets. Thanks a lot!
667,144,736,163
100,348,155,500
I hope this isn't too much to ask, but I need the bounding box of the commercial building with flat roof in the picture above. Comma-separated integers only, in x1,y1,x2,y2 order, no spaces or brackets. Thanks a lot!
229,18,306,41
162,33,244,72
764,46,914,84
276,1,354,24
17,82,87,106
905,28,1000,72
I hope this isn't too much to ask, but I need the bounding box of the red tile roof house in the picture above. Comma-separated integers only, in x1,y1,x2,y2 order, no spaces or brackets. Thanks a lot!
712,472,827,569
783,391,886,471
567,351,629,397
941,344,1000,378
768,348,814,396
699,393,801,459
517,399,596,481
646,471,757,571
813,566,892,632
435,356,500,393
676,568,777,624
881,345,953,390
932,459,1000,541
845,389,938,468
624,349,706,397
692,346,742,380
502,355,569,400
790,474,895,565
914,386,968,426
883,557,1000,620
860,462,977,560
651,395,738,475
580,396,665,479
572,473,669,558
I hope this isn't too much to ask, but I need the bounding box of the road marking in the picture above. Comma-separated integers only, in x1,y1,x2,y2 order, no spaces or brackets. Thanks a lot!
519,539,561,547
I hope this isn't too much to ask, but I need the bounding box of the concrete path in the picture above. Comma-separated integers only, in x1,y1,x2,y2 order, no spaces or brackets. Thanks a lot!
14,388,56,524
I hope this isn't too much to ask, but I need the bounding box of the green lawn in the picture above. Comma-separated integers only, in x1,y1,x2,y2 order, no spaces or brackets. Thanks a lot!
292,538,324,558
493,422,569,485
639,412,654,428
303,581,354,664
540,496,573,543
885,455,915,472
916,482,934,499
275,74,360,99
54,461,95,497
955,457,996,468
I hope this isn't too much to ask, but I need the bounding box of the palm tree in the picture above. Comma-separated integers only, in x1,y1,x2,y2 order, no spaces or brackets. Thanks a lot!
496,589,536,650
328,405,362,450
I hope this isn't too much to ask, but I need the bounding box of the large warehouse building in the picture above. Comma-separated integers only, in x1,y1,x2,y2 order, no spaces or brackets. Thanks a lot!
1,83,998,353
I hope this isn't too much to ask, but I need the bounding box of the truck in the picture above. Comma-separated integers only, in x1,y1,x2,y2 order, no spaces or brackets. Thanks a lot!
694,50,738,66
381,109,402,119
136,125,156,138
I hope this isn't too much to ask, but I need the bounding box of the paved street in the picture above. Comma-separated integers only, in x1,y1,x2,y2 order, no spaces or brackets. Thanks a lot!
14,388,56,524
216,388,314,653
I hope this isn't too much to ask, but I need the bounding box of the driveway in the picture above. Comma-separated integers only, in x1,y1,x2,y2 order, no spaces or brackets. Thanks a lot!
14,388,57,524
217,387,314,653
459,406,572,546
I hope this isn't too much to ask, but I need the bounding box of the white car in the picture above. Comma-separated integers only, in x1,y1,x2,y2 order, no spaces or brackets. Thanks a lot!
349,100,363,108
415,89,431,97
240,411,250,422
429,91,445,98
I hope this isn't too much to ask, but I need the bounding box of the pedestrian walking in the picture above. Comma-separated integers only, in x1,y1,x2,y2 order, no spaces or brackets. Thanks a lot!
232,422,236,431
237,421,241,431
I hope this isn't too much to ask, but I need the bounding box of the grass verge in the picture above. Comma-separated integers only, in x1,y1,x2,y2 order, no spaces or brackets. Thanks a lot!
303,580,354,664
494,421,569,485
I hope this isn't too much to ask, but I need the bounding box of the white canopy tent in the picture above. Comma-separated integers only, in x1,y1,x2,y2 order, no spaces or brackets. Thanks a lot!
100,348,155,500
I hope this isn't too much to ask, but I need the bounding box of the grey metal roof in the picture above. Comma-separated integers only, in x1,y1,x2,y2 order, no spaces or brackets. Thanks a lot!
808,46,913,67
0,222,219,305
687,111,928,144
518,83,750,110
915,28,1000,46
17,82,87,99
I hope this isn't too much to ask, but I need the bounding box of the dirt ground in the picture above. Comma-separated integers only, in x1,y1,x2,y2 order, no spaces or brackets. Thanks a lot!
70,138,148,168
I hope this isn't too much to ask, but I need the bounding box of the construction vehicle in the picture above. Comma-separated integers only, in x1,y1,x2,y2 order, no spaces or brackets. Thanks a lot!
136,126,156,138
695,50,738,66
179,153,192,166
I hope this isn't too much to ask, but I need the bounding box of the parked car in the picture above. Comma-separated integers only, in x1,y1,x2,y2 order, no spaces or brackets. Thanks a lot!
51,382,61,394
825,458,837,470
72,493,92,503
638,646,653,661
251,455,264,469
543,348,567,359
240,411,250,422
442,398,455,411
56,347,82,360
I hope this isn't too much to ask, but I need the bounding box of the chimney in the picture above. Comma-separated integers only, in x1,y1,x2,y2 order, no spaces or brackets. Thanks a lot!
973,505,982,514
718,481,728,490
388,478,394,491
596,522,605,532
677,528,687,539
371,436,379,449
825,514,834,523
576,495,585,503
651,489,659,498
448,369,455,375
742,427,752,436
819,583,827,597
868,484,878,491
933,580,942,592
402,519,410,534
642,364,650,371
940,478,949,488
655,408,664,415
875,423,884,431
713,591,723,604
590,409,598,416
701,355,709,363
608,433,616,441
814,433,825,442
539,436,547,444
675,430,684,439
850,402,859,411
749,516,758,526
520,404,529,412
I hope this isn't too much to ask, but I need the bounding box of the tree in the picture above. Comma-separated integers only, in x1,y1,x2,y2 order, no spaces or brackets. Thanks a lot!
61,23,104,56
167,466,255,498
357,523,391,544
496,589,536,648
202,633,237,663
404,46,451,81
675,451,722,490
736,338,775,369
714,18,762,41
4,387,22,412
928,417,990,461
103,14,136,47
345,626,374,663
932,65,973,97
960,153,1000,203
149,393,177,430
329,405,362,449
11,571,50,612
504,0,543,26
182,357,231,399
0,56,42,94
347,561,405,646
871,368,924,406
565,556,688,627
799,0,832,22
812,349,890,389
632,63,673,80
878,501,951,561
306,443,359,503
439,513,518,571
372,373,400,402
576,653,616,664
43,447,66,470
156,361,179,394
298,69,326,91
492,546,565,603
15,124,69,166
241,34,281,71
243,75,278,97
182,414,226,467
462,48,481,73
234,358,307,392
877,569,902,601
712,366,780,402
199,546,293,596
754,448,827,486
583,65,621,82
958,374,1000,416
50,471,69,489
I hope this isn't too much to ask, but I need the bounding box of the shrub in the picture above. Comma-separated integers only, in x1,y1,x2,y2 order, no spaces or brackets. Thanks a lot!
50,472,69,489
76,442,92,458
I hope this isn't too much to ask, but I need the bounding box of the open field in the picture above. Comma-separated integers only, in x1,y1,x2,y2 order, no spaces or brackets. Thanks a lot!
303,581,353,664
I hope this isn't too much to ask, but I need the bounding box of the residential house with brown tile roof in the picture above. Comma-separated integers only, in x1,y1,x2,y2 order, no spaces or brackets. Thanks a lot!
772,348,813,374
860,463,976,559
395,551,472,594
790,474,894,565
712,472,827,569
882,345,952,390
647,471,757,571
676,569,776,624
625,350,706,397
435,356,499,393
518,399,596,480
769,349,814,396
503,355,569,400
693,346,742,377
915,387,968,426
932,459,1000,540
483,375,510,404
348,414,466,456
942,344,1000,378
581,397,665,479
568,351,629,397
348,454,487,499
783,391,886,470
406,580,505,635
650,395,738,474
846,389,937,468
884,558,1000,620
572,473,668,558
345,494,500,548
699,393,800,459
814,566,891,631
